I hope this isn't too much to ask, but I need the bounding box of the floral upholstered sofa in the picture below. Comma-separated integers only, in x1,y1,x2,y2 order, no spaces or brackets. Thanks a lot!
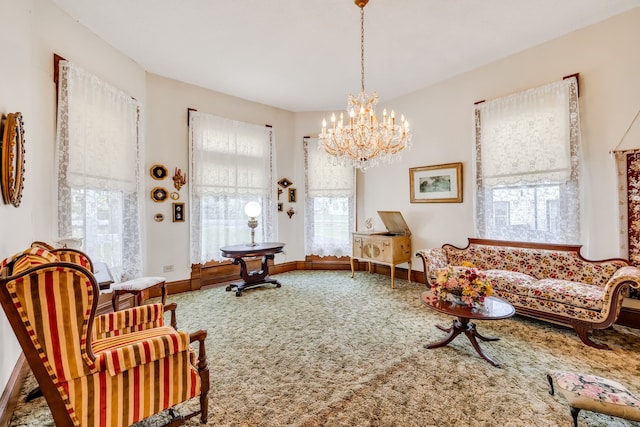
416,238,640,349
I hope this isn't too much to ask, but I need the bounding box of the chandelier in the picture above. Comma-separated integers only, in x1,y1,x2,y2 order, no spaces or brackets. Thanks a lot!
319,0,411,171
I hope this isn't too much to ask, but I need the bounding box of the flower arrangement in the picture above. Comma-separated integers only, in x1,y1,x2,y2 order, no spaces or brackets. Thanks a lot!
433,261,493,308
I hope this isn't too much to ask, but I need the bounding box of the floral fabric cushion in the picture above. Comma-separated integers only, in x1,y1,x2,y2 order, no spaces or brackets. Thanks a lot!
444,244,625,287
528,278,605,310
483,270,536,296
551,371,640,422
495,290,612,322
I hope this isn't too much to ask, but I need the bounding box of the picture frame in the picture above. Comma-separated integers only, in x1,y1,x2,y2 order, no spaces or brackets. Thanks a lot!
409,162,463,203
172,202,185,222
278,177,293,188
151,187,168,202
150,164,168,180
1,112,26,207
288,188,297,203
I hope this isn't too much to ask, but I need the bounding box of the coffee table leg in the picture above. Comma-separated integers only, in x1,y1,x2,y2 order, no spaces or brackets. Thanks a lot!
464,329,501,368
427,318,502,368
425,319,465,349
471,323,499,342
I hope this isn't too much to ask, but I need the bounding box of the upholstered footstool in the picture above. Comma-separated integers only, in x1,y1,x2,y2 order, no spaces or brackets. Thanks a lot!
547,371,640,426
111,276,166,311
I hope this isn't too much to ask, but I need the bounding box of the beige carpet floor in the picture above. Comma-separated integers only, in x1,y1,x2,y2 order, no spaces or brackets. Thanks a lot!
9,270,640,426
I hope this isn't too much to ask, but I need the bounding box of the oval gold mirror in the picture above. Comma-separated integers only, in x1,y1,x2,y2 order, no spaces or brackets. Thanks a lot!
1,112,26,207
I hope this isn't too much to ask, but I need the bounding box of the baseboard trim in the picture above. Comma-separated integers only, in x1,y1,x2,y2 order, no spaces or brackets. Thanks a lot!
0,353,29,427
189,256,421,289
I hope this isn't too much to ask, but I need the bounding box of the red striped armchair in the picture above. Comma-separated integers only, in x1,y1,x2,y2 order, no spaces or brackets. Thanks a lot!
0,248,209,426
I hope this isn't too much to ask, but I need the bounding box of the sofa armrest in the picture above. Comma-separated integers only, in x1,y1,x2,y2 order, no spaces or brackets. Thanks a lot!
93,303,166,339
415,248,448,286
599,266,640,310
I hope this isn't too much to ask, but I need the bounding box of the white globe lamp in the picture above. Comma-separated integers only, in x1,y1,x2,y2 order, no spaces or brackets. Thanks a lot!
244,201,262,246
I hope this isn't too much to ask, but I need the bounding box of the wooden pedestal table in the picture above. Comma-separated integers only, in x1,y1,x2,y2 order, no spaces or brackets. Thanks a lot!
220,242,285,296
420,291,515,368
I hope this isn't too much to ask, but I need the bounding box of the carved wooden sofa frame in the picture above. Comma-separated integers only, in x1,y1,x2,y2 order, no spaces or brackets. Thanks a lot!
416,238,640,349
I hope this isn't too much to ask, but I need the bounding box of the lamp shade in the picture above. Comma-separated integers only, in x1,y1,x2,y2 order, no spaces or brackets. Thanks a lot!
244,201,262,218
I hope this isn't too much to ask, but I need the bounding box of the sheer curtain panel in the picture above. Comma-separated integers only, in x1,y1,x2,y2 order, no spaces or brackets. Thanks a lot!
475,77,582,244
304,138,355,257
189,112,275,264
56,60,143,280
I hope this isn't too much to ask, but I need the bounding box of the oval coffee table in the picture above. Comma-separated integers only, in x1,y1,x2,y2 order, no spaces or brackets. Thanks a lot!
420,291,515,367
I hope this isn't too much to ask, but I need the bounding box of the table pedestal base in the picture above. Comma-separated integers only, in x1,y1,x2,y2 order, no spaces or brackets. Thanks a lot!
225,254,281,296
426,317,502,367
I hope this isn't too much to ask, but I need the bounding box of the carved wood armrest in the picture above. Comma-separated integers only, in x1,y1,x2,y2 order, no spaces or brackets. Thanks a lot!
164,302,178,329
190,330,208,372
189,329,209,423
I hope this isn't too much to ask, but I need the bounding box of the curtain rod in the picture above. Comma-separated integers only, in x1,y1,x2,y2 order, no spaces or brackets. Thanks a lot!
186,108,271,128
473,73,579,105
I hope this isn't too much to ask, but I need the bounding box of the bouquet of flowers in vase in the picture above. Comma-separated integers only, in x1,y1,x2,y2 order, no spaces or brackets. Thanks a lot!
433,261,493,308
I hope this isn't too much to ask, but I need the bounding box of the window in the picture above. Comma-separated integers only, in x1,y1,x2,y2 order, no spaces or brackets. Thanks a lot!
55,60,143,280
303,138,355,257
475,77,582,244
189,112,275,264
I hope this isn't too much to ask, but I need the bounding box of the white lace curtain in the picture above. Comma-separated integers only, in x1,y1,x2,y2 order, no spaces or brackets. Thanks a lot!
56,60,143,280
475,76,582,244
189,111,275,264
303,138,355,257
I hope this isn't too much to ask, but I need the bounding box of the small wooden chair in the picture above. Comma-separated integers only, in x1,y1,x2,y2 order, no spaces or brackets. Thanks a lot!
548,371,640,426
110,275,167,310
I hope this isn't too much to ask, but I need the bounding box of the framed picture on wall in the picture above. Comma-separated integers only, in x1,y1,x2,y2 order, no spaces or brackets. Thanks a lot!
288,188,297,203
409,162,463,203
172,202,185,222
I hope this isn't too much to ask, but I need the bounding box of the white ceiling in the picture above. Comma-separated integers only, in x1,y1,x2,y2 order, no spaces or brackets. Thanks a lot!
51,0,640,112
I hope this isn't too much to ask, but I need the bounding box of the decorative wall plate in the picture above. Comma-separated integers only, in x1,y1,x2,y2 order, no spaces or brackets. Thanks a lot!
170,191,180,200
1,112,26,207
154,213,164,222
151,187,168,202
150,164,168,180
278,178,293,188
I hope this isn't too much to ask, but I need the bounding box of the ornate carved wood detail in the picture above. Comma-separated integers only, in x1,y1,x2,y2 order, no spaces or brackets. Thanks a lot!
1,112,26,207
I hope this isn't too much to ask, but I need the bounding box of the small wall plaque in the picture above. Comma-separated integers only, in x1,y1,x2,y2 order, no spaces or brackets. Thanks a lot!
150,164,168,180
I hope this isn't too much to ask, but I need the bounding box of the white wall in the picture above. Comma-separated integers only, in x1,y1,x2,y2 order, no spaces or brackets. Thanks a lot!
350,7,640,263
0,0,146,393
144,74,296,280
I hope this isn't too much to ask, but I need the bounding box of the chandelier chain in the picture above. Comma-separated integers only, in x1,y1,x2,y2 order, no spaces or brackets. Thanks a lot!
318,0,412,170
360,7,365,93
